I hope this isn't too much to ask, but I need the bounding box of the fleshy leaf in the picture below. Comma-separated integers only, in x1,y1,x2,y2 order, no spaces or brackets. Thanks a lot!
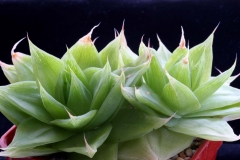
107,108,171,143
51,110,97,130
194,60,236,102
0,92,29,125
99,34,121,70
121,86,158,116
62,26,102,70
165,48,187,70
167,117,240,141
52,124,112,158
135,84,176,117
6,118,74,150
0,146,58,158
67,70,92,115
90,62,111,110
39,82,69,119
144,55,167,97
156,35,172,67
84,71,125,130
28,38,63,96
162,72,200,115
0,62,19,83
68,143,117,160
146,127,194,160
1,81,52,123
195,85,240,112
189,32,214,83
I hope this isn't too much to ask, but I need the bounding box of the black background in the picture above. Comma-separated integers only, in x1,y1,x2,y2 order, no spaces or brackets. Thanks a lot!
0,0,240,159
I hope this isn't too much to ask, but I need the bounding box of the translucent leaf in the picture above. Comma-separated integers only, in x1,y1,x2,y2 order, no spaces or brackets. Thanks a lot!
0,146,58,158
0,92,29,125
1,81,52,123
162,72,200,115
194,60,236,102
185,103,240,118
146,127,194,160
52,124,112,158
90,62,111,110
39,83,69,119
63,49,89,88
168,53,191,88
6,118,74,150
156,35,172,67
99,34,121,70
135,84,176,117
28,39,63,96
0,62,19,83
121,86,158,116
12,53,34,81
165,48,187,70
118,136,158,160
195,85,240,112
167,118,240,141
68,143,117,160
62,26,102,70
144,55,167,97
84,72,125,130
67,70,92,115
189,33,214,83
51,110,97,130
107,108,171,143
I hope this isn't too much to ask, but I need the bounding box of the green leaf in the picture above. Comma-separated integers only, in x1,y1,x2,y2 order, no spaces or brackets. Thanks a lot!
63,49,89,88
12,53,35,81
156,35,172,67
135,84,177,117
165,48,187,70
28,38,63,96
185,103,240,118
68,143,117,160
0,62,19,83
144,55,167,97
168,53,191,88
52,124,112,158
62,27,102,70
1,81,52,123
118,127,194,160
0,146,58,158
6,118,74,150
162,72,200,115
67,70,92,115
84,72,125,129
39,83,69,119
90,62,111,110
99,35,121,71
107,108,171,143
121,86,158,116
194,60,236,102
167,117,240,141
195,85,240,112
146,127,194,160
189,33,214,83
51,110,97,130
0,92,29,125
118,136,158,160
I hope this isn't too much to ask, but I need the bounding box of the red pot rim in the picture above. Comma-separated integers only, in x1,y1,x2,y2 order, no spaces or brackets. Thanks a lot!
0,125,223,160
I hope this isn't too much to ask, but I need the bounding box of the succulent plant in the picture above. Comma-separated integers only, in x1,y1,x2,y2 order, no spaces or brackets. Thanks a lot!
0,23,239,160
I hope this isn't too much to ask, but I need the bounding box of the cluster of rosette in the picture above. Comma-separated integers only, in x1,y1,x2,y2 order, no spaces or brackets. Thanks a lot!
0,23,240,160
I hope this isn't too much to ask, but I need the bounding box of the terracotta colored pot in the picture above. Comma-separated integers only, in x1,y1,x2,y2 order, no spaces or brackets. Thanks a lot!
0,126,223,160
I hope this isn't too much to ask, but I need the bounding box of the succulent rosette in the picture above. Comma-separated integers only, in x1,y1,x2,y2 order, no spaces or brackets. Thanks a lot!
0,24,239,160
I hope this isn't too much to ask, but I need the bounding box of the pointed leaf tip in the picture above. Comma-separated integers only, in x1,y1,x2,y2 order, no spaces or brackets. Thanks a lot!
179,26,186,49
212,22,220,34
122,19,125,31
84,133,97,158
11,37,26,58
79,23,100,43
